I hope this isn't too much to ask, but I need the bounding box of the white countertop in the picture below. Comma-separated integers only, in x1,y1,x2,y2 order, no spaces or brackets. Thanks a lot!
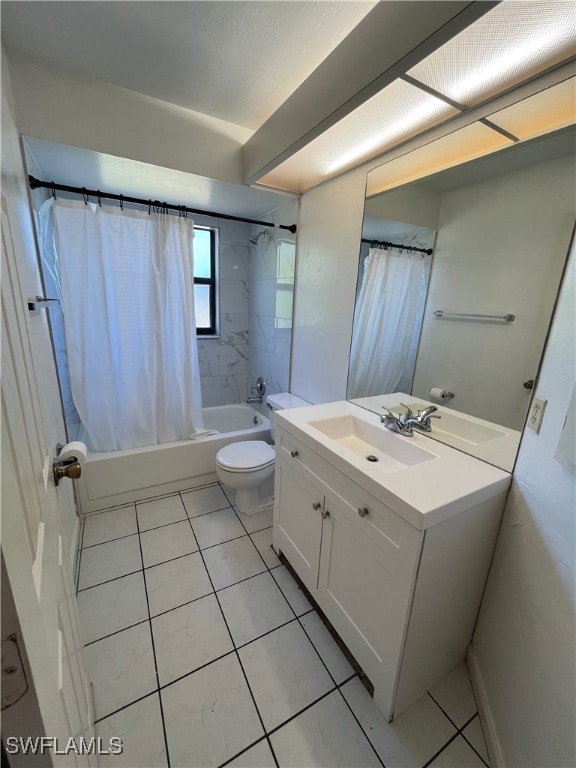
275,401,512,530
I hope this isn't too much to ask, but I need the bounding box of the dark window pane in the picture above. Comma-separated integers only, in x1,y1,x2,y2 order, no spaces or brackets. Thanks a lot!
194,229,212,278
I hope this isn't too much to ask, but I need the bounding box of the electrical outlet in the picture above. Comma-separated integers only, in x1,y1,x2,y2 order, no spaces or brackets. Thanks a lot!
528,395,547,433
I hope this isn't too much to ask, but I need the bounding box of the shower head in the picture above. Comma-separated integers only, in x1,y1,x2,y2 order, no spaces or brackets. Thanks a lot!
249,229,269,246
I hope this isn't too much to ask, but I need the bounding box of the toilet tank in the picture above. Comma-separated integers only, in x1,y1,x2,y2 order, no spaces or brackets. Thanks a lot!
266,393,309,441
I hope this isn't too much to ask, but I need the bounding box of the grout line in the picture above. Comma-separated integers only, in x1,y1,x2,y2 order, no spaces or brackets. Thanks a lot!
82,530,140,550
427,690,476,733
93,689,160,725
157,647,237,692
218,736,270,768
421,729,462,768
84,618,149,647
134,499,173,768
77,567,143,593
460,715,491,768
182,500,281,768
265,685,338,737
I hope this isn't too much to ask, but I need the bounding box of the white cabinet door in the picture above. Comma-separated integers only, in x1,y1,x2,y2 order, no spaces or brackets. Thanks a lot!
317,491,418,719
274,457,325,596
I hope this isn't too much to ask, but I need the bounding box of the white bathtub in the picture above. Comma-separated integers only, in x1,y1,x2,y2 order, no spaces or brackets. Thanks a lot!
76,404,271,514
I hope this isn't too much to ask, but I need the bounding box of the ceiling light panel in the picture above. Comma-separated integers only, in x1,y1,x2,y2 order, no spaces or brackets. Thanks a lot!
366,122,512,197
408,1,576,108
487,77,576,140
259,79,459,193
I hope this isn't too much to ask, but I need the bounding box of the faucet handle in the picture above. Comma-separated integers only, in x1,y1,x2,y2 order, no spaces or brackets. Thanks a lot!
399,403,414,422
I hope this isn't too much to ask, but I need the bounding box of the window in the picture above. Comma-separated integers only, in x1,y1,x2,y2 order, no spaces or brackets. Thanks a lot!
193,226,217,335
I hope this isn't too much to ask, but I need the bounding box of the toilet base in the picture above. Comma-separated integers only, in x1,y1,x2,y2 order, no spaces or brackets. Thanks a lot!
234,474,274,516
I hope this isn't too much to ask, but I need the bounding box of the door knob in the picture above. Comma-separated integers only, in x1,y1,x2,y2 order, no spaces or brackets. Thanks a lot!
53,458,82,486
312,501,322,511
321,509,330,519
358,507,369,518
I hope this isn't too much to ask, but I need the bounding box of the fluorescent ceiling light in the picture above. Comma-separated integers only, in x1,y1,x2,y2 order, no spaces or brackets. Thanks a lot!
487,77,576,140
366,123,512,197
259,80,458,193
408,1,576,107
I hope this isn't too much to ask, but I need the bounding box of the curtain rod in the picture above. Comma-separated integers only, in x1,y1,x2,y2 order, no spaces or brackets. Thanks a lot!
362,237,433,255
28,176,297,234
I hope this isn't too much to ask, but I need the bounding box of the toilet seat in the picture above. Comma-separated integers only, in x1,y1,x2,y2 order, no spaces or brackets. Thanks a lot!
216,441,275,473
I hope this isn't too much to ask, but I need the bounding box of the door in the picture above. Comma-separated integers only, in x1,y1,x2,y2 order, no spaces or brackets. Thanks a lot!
1,196,94,764
274,457,325,596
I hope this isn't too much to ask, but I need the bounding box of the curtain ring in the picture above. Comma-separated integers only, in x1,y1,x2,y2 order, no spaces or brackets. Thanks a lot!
119,194,124,211
97,191,102,207
51,182,56,199
82,188,89,205
148,200,151,215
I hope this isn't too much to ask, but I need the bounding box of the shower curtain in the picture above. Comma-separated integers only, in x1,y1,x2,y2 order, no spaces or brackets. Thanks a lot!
38,198,204,452
348,247,431,399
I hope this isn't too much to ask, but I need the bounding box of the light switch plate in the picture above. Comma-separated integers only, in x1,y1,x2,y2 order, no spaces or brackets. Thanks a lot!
528,395,547,433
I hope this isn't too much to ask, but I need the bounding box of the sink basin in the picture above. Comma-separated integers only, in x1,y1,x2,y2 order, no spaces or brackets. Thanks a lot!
394,403,506,446
308,414,436,473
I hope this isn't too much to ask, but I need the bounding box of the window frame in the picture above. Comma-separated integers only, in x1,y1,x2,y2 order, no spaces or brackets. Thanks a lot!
194,225,218,336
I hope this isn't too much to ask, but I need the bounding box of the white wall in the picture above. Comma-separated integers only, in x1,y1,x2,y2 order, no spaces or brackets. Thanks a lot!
7,50,251,185
412,156,575,430
471,240,575,768
290,169,367,403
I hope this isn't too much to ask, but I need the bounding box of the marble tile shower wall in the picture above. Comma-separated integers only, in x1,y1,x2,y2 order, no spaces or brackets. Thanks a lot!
248,225,296,412
197,217,250,407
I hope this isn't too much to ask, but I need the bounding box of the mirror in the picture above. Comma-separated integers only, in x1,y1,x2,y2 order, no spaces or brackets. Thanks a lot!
347,127,575,471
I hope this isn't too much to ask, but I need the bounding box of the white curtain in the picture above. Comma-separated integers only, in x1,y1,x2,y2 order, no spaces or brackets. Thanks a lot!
348,247,431,399
39,198,204,452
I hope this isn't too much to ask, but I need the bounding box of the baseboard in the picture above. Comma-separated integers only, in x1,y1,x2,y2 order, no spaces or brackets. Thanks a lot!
467,644,505,768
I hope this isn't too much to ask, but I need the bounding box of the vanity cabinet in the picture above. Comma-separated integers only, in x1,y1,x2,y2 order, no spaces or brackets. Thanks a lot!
273,422,507,721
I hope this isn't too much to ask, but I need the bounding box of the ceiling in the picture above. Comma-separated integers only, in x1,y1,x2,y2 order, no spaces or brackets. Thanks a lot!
1,1,375,131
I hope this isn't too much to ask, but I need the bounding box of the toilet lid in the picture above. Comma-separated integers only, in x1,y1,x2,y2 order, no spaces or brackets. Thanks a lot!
217,441,275,472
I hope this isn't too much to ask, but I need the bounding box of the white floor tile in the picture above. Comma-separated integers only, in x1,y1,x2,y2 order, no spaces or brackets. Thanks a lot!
78,536,142,590
85,623,157,720
271,566,312,616
271,691,381,768
300,612,354,684
190,507,245,549
162,654,264,767
145,552,213,617
236,506,273,533
203,536,267,590
429,735,486,767
140,520,198,567
227,740,276,768
136,495,187,531
152,594,233,686
96,694,168,768
429,663,477,728
341,678,457,768
78,572,148,645
83,505,137,548
462,716,490,765
218,572,294,647
181,484,230,518
239,621,334,732
250,527,281,568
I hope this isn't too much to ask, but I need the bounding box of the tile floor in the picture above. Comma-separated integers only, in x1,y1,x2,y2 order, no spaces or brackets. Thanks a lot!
77,482,491,768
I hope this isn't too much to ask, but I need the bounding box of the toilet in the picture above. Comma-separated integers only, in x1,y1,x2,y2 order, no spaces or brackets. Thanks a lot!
216,393,309,515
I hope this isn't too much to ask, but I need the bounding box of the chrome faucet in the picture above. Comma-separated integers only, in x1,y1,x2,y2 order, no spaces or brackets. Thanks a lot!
403,404,441,432
380,406,414,436
380,404,441,436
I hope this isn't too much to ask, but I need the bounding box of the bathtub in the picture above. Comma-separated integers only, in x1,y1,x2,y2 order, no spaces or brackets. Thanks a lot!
76,404,271,514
